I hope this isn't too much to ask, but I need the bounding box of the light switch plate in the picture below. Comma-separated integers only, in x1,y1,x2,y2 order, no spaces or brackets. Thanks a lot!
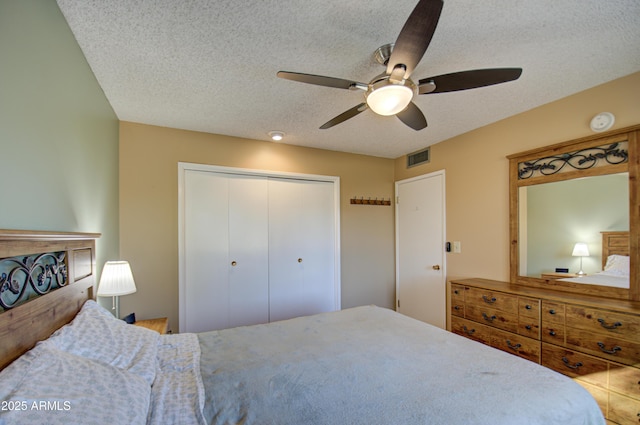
453,241,461,253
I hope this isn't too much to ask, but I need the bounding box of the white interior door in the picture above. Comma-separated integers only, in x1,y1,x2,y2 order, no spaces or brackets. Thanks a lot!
227,175,269,328
395,170,446,328
183,171,269,332
183,170,230,333
268,178,336,322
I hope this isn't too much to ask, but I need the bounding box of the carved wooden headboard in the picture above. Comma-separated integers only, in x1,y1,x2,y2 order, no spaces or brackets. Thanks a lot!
0,230,100,370
602,231,630,269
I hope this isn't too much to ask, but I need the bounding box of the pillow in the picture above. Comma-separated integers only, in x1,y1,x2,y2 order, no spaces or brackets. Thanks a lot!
42,300,159,385
604,254,630,277
0,343,150,425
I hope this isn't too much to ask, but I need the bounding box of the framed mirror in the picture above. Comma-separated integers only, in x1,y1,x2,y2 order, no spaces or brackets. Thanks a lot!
508,124,639,301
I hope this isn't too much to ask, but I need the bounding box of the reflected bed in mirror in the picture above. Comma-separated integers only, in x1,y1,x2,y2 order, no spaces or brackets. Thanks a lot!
556,231,630,289
518,173,629,287
508,124,640,301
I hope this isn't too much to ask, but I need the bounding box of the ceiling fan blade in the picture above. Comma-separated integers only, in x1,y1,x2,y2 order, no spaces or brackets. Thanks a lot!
320,103,368,129
418,68,523,94
277,71,365,90
386,0,444,79
396,102,427,130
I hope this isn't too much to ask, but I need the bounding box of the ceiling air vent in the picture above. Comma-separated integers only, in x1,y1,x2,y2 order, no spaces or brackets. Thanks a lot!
407,147,430,168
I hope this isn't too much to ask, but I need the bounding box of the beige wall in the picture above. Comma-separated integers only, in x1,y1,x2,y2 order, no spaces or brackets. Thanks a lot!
119,123,396,331
120,72,639,331
395,71,640,283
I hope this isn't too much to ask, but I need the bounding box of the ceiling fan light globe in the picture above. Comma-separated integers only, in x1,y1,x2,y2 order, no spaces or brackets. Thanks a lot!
366,84,413,116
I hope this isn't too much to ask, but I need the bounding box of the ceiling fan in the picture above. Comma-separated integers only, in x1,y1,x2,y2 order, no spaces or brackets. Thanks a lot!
277,0,522,130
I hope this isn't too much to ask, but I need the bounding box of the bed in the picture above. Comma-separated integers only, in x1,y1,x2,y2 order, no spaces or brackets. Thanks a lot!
559,231,630,289
0,230,605,425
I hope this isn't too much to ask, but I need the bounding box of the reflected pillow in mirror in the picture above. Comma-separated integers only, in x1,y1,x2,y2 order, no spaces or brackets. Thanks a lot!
604,255,630,277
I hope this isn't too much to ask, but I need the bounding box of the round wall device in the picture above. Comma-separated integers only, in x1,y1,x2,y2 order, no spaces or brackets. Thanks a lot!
589,112,615,132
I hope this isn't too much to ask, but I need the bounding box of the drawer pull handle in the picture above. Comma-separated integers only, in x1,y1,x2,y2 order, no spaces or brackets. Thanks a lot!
482,295,497,304
506,340,521,351
597,318,622,330
525,304,532,310
482,313,497,322
549,330,556,336
454,305,461,311
454,290,459,295
561,357,583,370
525,325,532,330
549,309,556,315
597,342,622,355
462,325,476,336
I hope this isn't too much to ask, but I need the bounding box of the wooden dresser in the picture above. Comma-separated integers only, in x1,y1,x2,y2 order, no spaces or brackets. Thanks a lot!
450,278,640,425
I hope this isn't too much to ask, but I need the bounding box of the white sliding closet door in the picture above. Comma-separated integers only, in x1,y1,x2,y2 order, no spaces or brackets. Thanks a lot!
268,178,336,322
183,171,268,332
227,175,269,328
179,163,341,333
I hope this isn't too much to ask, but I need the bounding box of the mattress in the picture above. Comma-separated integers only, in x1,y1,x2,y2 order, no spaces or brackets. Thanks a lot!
197,305,604,425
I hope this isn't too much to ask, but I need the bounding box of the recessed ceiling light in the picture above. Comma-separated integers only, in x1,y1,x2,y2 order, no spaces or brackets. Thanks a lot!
269,131,285,141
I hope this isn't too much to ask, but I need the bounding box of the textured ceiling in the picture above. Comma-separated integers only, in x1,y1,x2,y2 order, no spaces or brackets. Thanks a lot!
56,0,640,158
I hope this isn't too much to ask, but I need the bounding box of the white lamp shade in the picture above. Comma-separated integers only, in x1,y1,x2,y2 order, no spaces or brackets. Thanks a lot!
366,84,413,116
97,261,137,297
572,243,590,257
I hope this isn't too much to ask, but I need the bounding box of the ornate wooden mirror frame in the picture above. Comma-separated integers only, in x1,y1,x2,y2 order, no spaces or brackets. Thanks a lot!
508,124,640,301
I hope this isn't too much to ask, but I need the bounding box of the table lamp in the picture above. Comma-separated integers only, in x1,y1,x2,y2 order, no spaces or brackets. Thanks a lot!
571,243,589,276
97,260,137,319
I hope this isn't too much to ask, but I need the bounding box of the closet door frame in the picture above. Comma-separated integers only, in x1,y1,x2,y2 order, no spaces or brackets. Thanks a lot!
177,162,341,333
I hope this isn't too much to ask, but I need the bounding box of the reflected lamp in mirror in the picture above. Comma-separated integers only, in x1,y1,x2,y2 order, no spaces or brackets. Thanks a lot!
572,243,590,276
97,261,137,319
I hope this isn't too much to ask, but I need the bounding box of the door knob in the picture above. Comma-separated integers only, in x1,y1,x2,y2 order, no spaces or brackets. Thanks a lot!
231,261,237,266
432,265,441,270
298,258,303,263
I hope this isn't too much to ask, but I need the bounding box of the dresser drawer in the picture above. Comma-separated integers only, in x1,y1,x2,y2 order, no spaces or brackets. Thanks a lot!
491,328,540,363
610,364,640,401
566,328,640,366
451,303,465,317
541,323,565,345
451,316,492,345
574,381,608,420
608,392,640,425
450,284,466,317
465,287,518,314
518,320,540,339
451,284,466,302
541,301,566,344
519,297,540,320
465,304,518,333
566,305,640,342
541,301,565,324
541,343,608,388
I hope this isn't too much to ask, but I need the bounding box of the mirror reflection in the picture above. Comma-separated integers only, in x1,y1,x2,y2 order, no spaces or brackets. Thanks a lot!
518,172,629,288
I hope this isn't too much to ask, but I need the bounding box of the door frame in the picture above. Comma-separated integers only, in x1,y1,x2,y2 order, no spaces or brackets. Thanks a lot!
177,162,341,332
394,169,446,324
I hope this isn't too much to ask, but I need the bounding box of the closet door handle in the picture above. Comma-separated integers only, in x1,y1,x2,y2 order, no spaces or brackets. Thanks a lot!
231,261,237,266
298,258,303,263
